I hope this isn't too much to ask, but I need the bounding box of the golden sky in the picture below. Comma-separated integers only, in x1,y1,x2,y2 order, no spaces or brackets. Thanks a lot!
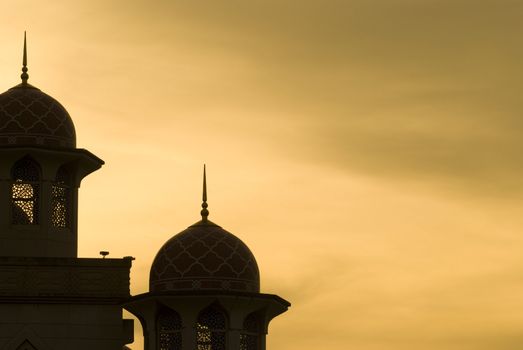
1,1,523,349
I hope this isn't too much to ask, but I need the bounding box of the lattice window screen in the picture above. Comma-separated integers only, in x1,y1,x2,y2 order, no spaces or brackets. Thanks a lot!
158,309,182,350
196,306,227,350
52,166,70,228
11,158,40,225
240,313,260,350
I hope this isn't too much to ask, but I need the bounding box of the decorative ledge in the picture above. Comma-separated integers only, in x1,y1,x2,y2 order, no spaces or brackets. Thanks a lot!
0,257,131,299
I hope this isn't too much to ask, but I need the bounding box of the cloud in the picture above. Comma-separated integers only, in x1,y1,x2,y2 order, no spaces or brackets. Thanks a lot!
3,2,523,350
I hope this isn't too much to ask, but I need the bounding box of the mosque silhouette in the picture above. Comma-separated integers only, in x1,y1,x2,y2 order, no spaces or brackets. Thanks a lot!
0,35,289,350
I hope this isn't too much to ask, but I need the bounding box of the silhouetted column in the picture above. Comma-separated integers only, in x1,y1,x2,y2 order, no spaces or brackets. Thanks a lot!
182,310,197,350
0,179,10,232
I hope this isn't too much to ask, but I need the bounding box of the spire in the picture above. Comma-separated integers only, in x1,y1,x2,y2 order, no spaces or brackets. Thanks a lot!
21,31,28,84
201,164,209,221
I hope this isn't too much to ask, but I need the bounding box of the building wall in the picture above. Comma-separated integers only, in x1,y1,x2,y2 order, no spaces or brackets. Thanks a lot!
0,257,133,350
0,303,133,350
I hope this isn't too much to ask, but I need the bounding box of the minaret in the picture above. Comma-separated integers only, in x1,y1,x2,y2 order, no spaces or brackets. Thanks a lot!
0,33,103,257
125,166,290,350
0,34,134,350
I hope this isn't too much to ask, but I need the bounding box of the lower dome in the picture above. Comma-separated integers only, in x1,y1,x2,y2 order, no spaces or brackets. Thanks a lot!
150,220,260,293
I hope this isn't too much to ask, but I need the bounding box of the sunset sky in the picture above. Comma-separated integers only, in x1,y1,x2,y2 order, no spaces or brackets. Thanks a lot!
1,1,523,349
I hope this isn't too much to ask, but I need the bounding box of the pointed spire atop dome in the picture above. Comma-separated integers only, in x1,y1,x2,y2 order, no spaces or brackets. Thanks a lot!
20,32,29,84
200,164,209,221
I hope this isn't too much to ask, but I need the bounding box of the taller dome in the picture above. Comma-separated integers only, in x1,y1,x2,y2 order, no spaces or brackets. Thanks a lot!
0,34,76,148
0,84,76,148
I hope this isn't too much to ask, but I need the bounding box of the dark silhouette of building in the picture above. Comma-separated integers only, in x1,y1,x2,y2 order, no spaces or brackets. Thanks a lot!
0,35,289,350
0,34,133,349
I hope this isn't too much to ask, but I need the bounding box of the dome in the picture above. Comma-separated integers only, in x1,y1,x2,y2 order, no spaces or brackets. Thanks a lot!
0,84,76,148
150,219,260,293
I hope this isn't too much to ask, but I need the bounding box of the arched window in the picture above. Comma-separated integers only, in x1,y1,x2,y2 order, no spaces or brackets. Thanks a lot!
16,339,37,350
196,305,227,350
240,313,260,350
11,157,40,225
157,309,182,350
52,166,70,228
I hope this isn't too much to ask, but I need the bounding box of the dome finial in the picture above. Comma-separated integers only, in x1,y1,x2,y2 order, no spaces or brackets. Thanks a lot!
21,31,28,84
201,164,209,221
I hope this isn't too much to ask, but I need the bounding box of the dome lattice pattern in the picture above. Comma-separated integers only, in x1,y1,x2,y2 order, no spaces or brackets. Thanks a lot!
150,221,260,293
0,85,76,148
